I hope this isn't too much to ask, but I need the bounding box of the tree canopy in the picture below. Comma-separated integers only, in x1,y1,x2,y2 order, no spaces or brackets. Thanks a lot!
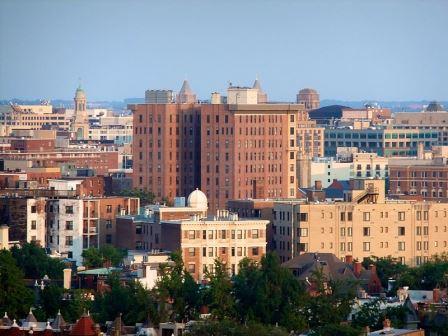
0,249,34,318
81,245,126,268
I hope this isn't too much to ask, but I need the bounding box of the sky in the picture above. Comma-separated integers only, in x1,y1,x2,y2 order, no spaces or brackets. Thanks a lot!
0,0,447,102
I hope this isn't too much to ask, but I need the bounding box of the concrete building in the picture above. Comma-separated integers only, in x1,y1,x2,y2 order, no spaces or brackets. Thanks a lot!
227,86,258,104
324,127,439,157
273,178,448,266
47,196,139,265
297,88,320,110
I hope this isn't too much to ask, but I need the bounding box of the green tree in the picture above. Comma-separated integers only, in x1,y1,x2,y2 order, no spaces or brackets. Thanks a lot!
117,189,155,205
0,249,34,318
81,245,126,268
156,251,201,322
60,289,94,323
233,253,307,332
93,273,157,325
304,267,357,329
40,285,63,319
185,319,290,336
362,256,409,290
11,242,65,279
204,259,235,320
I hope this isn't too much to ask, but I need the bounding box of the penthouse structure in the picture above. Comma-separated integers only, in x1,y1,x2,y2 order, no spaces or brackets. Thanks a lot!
273,178,448,266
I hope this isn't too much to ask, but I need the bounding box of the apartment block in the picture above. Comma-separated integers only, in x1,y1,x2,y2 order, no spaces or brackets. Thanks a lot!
273,178,448,266
161,210,268,281
201,103,300,212
389,157,448,201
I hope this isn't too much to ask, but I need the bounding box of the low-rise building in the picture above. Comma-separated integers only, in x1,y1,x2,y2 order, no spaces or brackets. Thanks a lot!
273,178,448,266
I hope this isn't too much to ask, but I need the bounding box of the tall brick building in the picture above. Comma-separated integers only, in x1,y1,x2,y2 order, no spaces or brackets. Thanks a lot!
130,103,201,200
131,86,303,212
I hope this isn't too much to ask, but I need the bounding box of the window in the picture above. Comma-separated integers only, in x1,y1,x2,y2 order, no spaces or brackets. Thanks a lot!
398,227,405,236
187,264,195,273
65,206,74,214
252,247,259,256
416,226,422,235
106,234,112,244
188,247,195,257
66,221,73,230
363,212,370,221
105,220,112,229
340,227,346,236
398,212,405,221
208,247,213,257
348,242,353,252
340,212,345,221
347,212,353,221
208,230,213,239
106,205,112,213
299,213,308,221
423,211,429,220
237,230,242,239
252,229,259,239
31,220,37,230
340,242,346,252
398,242,406,251
188,230,195,239
237,247,242,256
423,226,429,235
363,242,370,251
363,227,370,236
347,227,353,237
65,236,73,246
298,228,308,237
31,206,37,213
221,230,227,239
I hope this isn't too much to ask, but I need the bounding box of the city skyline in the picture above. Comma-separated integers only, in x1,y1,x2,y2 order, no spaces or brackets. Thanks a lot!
1,0,447,102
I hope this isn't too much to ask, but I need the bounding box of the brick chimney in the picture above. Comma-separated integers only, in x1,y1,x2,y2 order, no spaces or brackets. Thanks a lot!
315,180,322,190
433,288,440,303
354,261,362,278
345,255,353,264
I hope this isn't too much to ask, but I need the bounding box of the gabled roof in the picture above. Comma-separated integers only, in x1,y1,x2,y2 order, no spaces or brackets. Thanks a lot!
283,253,356,282
51,311,66,330
70,313,96,336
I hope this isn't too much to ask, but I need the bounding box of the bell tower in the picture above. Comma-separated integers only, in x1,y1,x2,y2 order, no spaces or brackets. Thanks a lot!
72,85,89,140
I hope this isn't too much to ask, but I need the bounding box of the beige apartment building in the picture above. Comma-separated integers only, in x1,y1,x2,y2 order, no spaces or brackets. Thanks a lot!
161,210,268,281
273,178,448,266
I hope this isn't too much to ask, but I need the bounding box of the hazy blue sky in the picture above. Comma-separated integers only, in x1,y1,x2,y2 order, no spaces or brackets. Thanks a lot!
1,0,447,101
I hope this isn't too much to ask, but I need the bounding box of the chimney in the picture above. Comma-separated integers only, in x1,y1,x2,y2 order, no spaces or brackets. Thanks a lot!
63,268,72,289
345,255,353,264
433,288,440,303
315,180,322,191
417,142,424,160
354,261,362,277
